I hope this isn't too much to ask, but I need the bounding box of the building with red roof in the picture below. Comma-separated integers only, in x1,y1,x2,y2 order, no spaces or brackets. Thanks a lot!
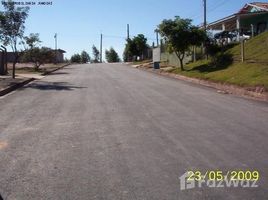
207,2,268,39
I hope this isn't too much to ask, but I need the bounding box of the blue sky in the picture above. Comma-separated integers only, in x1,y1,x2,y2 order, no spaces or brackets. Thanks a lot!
1,0,253,59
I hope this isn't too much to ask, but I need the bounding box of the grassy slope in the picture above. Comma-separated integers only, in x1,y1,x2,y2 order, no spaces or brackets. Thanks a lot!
169,32,268,89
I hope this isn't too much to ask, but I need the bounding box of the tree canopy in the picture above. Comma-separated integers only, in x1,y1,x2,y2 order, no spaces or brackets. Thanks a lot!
21,47,54,70
123,34,148,62
105,47,120,63
81,51,90,63
158,16,206,70
71,54,81,63
0,0,29,78
92,45,100,63
23,33,41,49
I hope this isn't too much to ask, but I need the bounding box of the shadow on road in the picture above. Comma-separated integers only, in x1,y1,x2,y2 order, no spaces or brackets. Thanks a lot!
24,81,87,91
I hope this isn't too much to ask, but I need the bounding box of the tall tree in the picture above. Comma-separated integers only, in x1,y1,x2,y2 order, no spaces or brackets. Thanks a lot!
92,45,100,63
23,33,41,49
0,0,29,78
132,34,148,59
123,34,148,62
81,51,90,63
105,47,120,63
158,16,206,70
70,54,81,63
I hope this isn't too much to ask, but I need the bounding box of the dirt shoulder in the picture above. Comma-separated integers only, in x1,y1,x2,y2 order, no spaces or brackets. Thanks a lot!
0,63,70,96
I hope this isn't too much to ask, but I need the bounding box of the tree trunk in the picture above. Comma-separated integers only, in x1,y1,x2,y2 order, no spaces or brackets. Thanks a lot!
12,62,16,79
175,51,185,71
179,58,184,71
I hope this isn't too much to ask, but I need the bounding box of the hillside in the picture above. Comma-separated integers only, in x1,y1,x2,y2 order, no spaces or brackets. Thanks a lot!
228,31,268,62
169,31,268,90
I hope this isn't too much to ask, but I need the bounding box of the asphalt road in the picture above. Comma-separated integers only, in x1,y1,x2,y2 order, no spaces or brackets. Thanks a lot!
0,63,268,200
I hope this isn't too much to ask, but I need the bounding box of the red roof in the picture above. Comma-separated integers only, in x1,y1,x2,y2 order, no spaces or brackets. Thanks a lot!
239,2,268,14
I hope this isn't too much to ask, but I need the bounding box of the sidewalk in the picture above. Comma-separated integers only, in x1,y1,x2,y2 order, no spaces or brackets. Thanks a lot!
0,63,69,97
0,75,35,96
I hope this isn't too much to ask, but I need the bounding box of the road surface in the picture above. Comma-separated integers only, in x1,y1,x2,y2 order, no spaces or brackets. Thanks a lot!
0,64,268,199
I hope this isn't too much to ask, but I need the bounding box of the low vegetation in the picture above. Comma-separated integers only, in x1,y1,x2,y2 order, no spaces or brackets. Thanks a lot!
168,31,268,90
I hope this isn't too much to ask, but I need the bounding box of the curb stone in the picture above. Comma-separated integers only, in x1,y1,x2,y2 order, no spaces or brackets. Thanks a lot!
0,78,35,97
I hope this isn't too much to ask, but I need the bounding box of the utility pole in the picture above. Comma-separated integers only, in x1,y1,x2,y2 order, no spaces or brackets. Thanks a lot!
156,30,159,47
241,39,245,62
127,24,130,40
203,0,207,30
202,0,207,59
54,33,57,64
100,33,103,63
127,24,130,62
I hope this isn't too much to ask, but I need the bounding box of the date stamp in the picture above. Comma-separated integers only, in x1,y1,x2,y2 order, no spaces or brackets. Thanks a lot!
179,170,260,190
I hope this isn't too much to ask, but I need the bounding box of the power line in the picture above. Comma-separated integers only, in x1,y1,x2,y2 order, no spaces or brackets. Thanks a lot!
190,0,230,21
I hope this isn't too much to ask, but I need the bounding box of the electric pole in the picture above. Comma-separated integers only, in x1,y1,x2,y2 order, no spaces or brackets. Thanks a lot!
100,33,103,63
156,30,159,47
203,0,207,30
127,24,130,40
54,33,57,64
127,24,130,62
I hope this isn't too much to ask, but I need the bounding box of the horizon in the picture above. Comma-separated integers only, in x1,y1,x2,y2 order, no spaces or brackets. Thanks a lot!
1,0,253,59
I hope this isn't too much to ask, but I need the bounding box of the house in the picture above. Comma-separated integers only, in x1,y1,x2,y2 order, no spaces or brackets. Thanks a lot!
207,2,268,40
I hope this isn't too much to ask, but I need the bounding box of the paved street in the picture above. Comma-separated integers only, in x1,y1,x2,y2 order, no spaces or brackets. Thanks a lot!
0,63,268,199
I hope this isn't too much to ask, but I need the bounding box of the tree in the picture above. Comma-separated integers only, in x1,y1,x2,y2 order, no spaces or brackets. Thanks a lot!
92,45,100,63
133,34,148,59
0,0,29,78
70,54,81,63
105,47,120,63
158,16,206,70
123,34,148,62
123,39,135,62
80,51,90,63
23,33,41,49
21,47,54,70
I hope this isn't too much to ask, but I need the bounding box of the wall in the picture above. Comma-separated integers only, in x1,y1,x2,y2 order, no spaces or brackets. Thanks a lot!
160,51,192,67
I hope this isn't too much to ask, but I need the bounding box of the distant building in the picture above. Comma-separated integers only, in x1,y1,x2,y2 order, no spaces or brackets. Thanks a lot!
55,49,66,63
207,2,268,39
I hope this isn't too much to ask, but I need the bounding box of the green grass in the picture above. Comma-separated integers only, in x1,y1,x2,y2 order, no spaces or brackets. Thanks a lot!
131,59,152,65
168,31,268,90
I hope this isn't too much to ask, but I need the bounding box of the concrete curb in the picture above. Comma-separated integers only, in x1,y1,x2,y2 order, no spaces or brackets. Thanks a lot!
0,63,71,97
137,66,268,102
41,63,70,76
0,78,35,97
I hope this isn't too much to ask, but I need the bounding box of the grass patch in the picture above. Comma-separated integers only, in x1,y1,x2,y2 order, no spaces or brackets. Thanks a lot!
168,32,268,90
131,59,152,65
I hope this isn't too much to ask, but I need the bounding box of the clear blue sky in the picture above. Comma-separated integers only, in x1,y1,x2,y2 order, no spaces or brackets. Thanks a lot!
1,0,253,59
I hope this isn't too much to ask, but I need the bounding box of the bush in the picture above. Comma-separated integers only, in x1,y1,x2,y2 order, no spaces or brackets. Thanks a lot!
21,47,54,70
71,54,81,63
